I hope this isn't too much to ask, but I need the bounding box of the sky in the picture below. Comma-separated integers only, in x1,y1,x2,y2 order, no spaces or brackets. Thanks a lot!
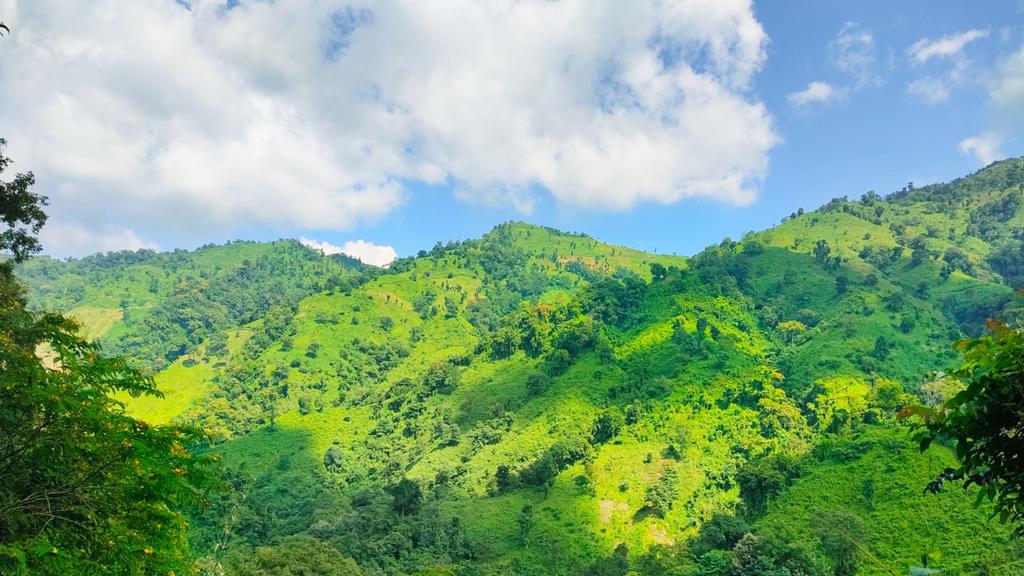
0,0,1022,266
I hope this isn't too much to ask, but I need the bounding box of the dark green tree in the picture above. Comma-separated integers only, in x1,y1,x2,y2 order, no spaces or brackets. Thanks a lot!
644,468,678,517
390,478,422,515
650,262,667,281
0,139,46,263
526,371,551,397
0,146,214,575
591,410,625,445
584,543,629,576
517,505,534,543
811,509,865,576
224,535,363,575
906,317,1024,534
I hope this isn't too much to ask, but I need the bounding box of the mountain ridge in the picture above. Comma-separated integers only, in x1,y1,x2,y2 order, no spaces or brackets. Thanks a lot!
16,156,1024,575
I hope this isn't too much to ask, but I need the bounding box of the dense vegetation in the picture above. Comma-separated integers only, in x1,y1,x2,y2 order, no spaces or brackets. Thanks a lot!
14,157,1024,575
0,140,213,575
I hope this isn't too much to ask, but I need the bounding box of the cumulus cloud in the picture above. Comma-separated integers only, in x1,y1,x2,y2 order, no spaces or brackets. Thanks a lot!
0,0,778,254
300,237,396,267
958,133,1004,166
39,223,159,257
340,240,398,267
299,237,345,256
787,81,843,108
992,44,1024,111
908,29,989,64
828,22,882,88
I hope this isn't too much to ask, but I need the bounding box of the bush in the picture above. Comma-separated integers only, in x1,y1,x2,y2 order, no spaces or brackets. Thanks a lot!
423,361,460,394
526,372,551,397
591,410,625,444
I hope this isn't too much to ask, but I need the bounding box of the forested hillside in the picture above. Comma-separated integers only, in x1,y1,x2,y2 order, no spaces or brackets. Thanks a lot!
18,240,366,370
19,158,1024,575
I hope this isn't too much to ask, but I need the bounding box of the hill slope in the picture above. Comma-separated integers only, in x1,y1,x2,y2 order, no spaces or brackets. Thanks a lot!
20,158,1024,575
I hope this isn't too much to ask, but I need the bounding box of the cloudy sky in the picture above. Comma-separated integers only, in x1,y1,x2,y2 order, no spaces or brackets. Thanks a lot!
0,0,1021,265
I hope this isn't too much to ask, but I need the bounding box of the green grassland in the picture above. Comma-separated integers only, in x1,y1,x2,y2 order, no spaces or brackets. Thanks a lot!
20,158,1024,575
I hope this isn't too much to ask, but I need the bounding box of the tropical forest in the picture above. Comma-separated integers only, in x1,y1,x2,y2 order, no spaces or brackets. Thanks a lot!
2,2,1024,576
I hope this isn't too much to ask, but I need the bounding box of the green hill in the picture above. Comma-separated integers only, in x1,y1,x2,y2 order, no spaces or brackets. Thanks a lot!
19,158,1024,575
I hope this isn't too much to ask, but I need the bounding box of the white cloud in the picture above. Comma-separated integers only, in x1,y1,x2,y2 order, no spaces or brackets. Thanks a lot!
906,60,970,104
992,45,1024,111
787,81,843,108
959,43,1024,160
339,240,398,267
958,133,1004,166
0,0,778,250
908,29,989,64
905,30,988,104
299,236,345,256
39,222,159,256
300,237,396,267
907,76,952,104
828,22,882,88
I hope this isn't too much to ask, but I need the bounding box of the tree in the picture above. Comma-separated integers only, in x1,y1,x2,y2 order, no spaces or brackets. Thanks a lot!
390,478,422,515
225,535,363,576
989,240,1024,287
423,361,460,394
517,505,534,543
690,513,750,556
444,296,459,319
776,320,807,344
495,465,516,493
644,468,678,517
650,262,667,281
526,372,551,397
904,317,1024,534
584,543,629,576
543,348,572,375
0,139,47,263
736,460,786,515
522,454,557,489
305,341,320,358
813,240,831,264
594,330,615,363
811,509,865,576
324,445,346,473
0,150,214,575
730,533,828,576
835,275,850,295
591,410,624,444
911,244,931,266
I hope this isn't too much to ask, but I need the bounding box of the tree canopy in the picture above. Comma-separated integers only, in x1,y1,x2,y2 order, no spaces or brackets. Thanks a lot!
0,142,215,574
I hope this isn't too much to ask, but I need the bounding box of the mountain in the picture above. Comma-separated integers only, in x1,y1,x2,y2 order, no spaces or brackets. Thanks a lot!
19,158,1024,575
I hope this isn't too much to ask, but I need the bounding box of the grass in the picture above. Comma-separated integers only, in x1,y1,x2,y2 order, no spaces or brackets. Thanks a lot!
66,306,122,340
121,355,215,425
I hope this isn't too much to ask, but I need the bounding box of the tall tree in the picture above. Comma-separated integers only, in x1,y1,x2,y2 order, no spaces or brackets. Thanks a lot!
0,142,214,575
0,139,46,265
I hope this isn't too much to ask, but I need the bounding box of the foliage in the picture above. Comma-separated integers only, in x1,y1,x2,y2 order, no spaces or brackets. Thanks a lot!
0,139,47,263
0,162,214,575
223,535,362,575
16,158,1024,575
905,315,1024,534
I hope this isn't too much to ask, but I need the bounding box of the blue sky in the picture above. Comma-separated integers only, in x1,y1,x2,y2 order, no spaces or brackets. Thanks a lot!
358,0,1024,258
1,1,1022,264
